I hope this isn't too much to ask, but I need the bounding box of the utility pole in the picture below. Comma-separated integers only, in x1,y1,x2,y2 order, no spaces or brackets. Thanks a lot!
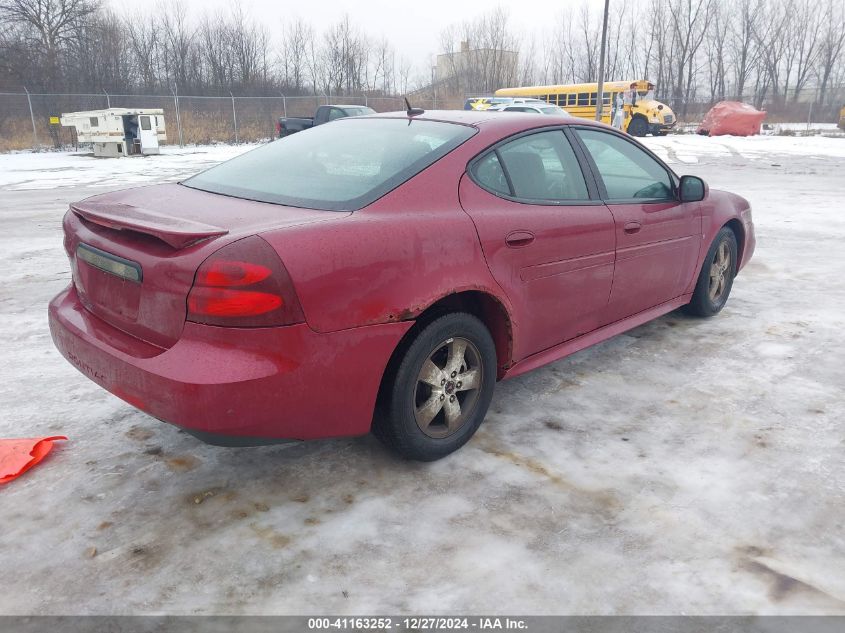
24,87,38,150
595,0,611,121
230,91,238,143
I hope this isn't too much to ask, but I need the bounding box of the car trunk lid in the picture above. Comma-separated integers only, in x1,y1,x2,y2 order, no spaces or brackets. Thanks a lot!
64,183,345,349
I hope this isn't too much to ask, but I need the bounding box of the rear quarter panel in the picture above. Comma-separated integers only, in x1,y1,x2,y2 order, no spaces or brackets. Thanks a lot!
259,136,515,338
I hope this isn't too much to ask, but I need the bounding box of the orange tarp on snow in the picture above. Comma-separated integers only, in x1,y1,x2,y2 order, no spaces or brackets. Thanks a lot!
697,101,766,137
0,436,67,484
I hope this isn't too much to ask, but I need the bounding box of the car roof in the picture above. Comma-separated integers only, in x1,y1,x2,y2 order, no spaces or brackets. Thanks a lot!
351,109,612,138
371,108,574,124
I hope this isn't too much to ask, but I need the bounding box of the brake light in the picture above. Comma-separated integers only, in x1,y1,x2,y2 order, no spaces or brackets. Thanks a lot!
187,236,304,327
197,261,272,287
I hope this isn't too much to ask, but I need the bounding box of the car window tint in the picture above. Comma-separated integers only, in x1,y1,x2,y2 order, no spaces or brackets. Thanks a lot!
184,119,475,211
575,128,674,201
496,131,588,201
473,152,510,195
328,108,345,121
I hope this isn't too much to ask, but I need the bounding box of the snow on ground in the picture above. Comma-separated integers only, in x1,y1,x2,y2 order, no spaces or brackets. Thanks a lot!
0,143,258,191
0,135,844,615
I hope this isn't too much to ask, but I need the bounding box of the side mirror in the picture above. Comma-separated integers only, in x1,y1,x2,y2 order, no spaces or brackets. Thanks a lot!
679,175,707,202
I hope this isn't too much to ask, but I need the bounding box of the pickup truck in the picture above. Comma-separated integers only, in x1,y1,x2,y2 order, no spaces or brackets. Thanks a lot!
276,104,376,137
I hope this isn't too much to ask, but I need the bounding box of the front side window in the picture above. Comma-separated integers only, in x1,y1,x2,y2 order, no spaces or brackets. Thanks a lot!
471,130,589,202
183,118,475,211
575,128,674,201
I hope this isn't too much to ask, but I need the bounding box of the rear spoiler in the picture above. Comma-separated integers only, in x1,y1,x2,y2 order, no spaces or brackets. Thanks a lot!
71,201,228,249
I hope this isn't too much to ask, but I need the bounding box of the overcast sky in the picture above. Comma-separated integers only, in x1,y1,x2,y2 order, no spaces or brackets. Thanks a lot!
107,0,604,76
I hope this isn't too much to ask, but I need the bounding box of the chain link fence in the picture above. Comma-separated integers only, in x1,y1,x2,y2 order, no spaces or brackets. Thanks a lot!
3,89,840,152
0,92,449,152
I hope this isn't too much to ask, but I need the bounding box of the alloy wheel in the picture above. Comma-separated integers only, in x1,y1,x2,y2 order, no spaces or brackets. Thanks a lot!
708,241,731,302
413,337,483,439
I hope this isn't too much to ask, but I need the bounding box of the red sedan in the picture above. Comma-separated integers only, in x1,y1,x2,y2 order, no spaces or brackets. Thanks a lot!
49,110,755,460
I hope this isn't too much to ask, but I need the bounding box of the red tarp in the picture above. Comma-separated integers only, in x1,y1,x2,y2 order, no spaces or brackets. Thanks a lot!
697,101,766,137
0,436,67,484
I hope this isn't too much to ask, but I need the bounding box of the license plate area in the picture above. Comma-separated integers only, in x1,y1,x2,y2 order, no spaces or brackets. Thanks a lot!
75,243,142,321
76,243,142,282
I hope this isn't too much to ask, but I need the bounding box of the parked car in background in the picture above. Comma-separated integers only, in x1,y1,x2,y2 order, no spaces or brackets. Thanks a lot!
464,97,548,111
276,104,375,137
464,97,513,110
491,103,570,116
49,109,755,462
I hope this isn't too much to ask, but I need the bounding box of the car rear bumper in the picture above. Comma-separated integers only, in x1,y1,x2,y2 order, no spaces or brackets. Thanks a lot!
49,285,412,442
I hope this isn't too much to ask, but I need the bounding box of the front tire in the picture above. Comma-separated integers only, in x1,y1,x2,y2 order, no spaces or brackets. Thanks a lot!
374,313,496,461
627,115,649,136
685,227,738,317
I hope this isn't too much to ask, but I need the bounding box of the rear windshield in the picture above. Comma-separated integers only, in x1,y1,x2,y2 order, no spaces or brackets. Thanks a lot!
182,118,476,211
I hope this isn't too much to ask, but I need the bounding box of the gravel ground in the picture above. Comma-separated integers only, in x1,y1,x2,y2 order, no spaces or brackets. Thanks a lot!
0,135,843,615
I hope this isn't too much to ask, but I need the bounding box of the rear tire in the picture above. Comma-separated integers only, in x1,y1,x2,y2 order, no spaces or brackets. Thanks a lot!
627,116,649,137
373,313,496,461
685,227,738,317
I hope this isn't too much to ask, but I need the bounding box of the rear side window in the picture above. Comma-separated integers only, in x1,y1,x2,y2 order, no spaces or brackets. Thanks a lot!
473,153,509,195
183,118,475,211
575,128,674,200
471,130,589,202
140,116,151,131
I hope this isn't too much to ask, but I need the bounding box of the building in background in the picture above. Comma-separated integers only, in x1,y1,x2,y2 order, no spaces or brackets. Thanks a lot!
435,41,519,96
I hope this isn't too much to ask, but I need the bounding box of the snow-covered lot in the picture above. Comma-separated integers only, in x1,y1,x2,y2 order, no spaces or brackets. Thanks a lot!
1,134,843,615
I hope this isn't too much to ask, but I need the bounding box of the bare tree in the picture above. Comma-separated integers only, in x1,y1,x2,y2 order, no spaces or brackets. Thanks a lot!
0,0,100,88
280,18,312,93
788,0,822,102
816,0,845,106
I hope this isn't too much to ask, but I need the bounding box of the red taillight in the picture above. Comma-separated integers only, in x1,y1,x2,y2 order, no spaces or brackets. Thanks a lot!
187,236,304,327
188,288,282,317
197,261,272,287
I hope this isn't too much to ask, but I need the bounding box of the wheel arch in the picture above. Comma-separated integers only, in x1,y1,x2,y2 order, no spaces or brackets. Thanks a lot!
723,218,745,268
371,290,514,430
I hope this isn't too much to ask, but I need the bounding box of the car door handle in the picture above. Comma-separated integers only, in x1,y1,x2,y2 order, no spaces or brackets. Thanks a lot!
505,230,535,248
623,221,642,234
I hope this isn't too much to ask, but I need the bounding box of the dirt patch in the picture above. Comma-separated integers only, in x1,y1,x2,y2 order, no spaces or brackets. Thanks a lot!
250,523,292,549
165,455,201,472
125,426,154,441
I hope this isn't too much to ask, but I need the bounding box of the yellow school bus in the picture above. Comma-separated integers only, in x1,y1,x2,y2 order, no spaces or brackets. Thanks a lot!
839,105,845,131
495,80,675,136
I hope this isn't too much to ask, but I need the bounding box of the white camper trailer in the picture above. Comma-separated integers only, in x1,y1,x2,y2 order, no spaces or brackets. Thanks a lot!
60,108,167,157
